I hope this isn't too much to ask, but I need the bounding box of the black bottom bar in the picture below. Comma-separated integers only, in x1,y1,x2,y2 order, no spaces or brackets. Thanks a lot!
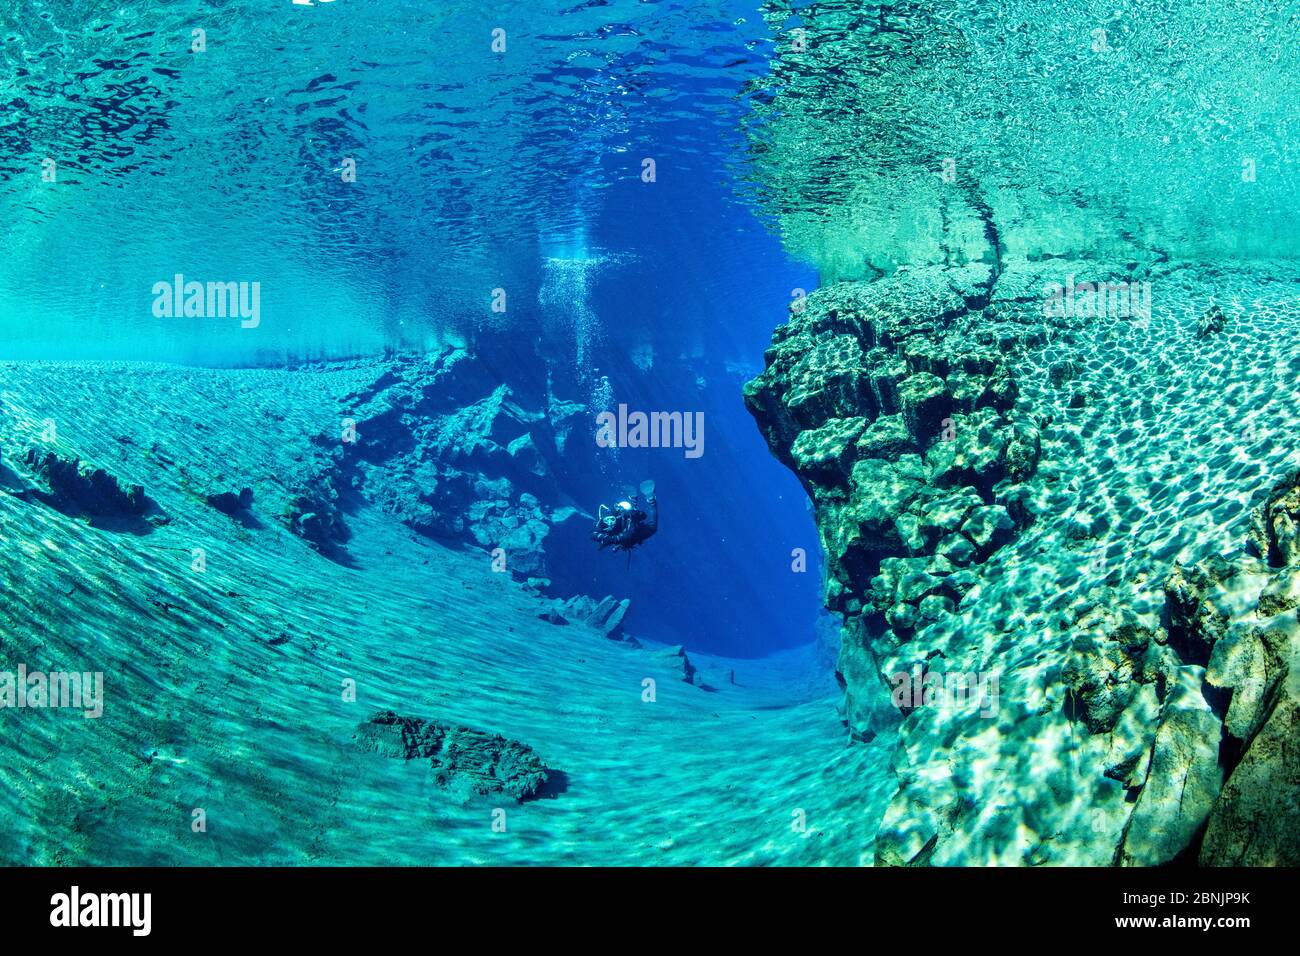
0,867,1284,941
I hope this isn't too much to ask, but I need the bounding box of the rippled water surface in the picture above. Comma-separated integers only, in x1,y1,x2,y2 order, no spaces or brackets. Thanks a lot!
2,0,777,359
744,0,1300,277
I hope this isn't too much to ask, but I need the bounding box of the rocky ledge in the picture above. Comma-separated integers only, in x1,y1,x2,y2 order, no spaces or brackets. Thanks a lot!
745,265,1043,740
745,262,1300,866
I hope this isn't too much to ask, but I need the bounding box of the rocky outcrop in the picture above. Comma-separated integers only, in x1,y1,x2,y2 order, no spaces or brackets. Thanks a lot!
746,264,1300,866
1193,470,1300,865
283,473,349,552
1247,468,1300,567
353,710,552,802
744,266,1042,741
205,486,254,517
541,594,632,641
1201,655,1300,865
20,447,163,527
651,644,702,686
331,349,590,580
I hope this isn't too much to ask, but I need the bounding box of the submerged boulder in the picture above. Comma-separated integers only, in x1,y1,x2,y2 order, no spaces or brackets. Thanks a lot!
284,480,347,551
1201,635,1300,865
554,594,632,641
651,644,702,686
1248,469,1300,567
1063,604,1168,736
354,710,552,802
20,447,160,524
206,487,254,516
1120,668,1224,866
1197,303,1228,339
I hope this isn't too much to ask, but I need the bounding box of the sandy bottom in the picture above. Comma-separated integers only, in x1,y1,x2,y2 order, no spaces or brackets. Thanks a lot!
0,360,891,866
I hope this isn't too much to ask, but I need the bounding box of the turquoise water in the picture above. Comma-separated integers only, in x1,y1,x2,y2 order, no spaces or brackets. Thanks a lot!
744,0,1300,276
1,0,1297,867
2,0,775,361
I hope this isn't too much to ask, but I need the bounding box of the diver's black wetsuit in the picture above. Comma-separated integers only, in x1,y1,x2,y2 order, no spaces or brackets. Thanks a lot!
592,496,658,552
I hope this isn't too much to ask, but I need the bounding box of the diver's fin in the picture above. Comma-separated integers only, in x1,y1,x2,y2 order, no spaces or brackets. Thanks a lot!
639,479,655,497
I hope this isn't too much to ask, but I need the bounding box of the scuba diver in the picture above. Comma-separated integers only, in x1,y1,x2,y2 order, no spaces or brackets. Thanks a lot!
592,480,658,562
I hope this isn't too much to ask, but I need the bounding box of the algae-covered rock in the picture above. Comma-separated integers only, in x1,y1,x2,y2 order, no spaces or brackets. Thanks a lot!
935,533,976,567
284,478,348,551
746,266,1040,745
897,371,949,445
855,414,912,460
1064,604,1167,735
791,416,868,477
745,250,1300,870
841,458,926,551
1201,629,1300,865
1205,622,1289,743
1248,469,1300,567
21,447,154,520
960,505,1014,556
1197,303,1228,339
1120,668,1224,866
1164,557,1236,665
355,710,552,802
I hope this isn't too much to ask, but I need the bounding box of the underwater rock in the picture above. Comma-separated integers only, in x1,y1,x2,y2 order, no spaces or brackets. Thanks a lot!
651,644,702,686
1163,556,1237,665
206,487,254,516
1247,468,1300,567
467,495,552,577
1063,604,1168,736
330,349,590,581
856,414,912,460
554,594,631,641
1200,635,1300,865
745,264,1040,637
897,372,949,445
1197,303,1227,338
284,481,347,551
791,416,868,478
21,447,158,522
743,262,1300,868
353,710,551,802
959,505,1014,557
745,266,1065,863
1120,667,1224,866
1205,622,1289,743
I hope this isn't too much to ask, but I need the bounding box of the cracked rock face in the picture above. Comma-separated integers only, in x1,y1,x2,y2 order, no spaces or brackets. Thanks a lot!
745,266,1042,746
746,263,1300,866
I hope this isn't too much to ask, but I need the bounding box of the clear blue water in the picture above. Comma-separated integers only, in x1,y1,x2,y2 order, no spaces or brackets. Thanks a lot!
0,0,823,656
8,0,1297,871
